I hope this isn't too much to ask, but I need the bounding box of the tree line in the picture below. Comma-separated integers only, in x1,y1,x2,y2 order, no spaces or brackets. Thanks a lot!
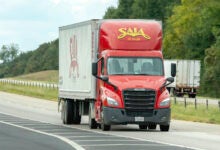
0,0,220,97
0,39,58,78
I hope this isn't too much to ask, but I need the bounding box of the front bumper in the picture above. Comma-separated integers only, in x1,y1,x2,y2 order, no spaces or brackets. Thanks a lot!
103,107,170,125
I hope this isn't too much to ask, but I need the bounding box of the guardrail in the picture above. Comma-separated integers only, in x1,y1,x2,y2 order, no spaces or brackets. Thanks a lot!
172,96,220,110
0,79,58,89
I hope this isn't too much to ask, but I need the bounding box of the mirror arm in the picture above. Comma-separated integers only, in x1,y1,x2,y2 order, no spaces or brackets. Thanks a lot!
94,75,118,91
160,79,174,91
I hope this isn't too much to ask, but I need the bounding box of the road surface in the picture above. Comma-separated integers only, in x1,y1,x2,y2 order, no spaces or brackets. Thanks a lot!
0,91,220,150
0,121,76,150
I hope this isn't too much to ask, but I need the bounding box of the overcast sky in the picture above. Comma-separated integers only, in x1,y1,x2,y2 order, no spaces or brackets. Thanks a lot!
0,0,118,52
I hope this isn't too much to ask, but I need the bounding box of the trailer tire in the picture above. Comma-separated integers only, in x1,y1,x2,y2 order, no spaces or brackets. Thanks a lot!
72,101,81,124
160,124,170,131
89,103,98,129
63,100,74,124
61,100,65,124
188,93,196,98
139,125,148,130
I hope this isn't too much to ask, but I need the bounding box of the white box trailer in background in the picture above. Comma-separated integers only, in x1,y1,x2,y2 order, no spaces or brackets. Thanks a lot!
164,60,201,98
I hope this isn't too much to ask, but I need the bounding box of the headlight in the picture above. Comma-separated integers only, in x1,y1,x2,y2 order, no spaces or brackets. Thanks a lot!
106,97,119,106
160,98,170,107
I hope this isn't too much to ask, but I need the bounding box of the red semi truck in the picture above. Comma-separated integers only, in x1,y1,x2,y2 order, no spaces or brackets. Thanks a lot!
58,19,176,131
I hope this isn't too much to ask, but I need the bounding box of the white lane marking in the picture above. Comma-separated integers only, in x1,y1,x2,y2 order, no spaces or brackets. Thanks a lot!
0,121,85,150
44,132,90,135
66,135,114,138
81,144,171,147
0,112,204,150
74,139,137,141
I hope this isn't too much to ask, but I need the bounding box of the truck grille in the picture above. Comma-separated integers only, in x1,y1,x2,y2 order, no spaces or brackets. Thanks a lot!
123,89,156,117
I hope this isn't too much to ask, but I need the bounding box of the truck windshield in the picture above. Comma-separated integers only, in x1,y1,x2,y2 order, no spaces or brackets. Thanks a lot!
107,57,163,76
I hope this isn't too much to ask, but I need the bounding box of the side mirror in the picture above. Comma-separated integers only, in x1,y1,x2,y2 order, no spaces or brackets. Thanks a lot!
171,63,176,77
92,62,97,76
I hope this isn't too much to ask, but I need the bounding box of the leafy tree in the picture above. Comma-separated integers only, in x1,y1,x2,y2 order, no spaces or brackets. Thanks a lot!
163,0,217,60
104,0,134,19
104,0,181,23
103,6,118,19
0,39,58,78
0,44,19,63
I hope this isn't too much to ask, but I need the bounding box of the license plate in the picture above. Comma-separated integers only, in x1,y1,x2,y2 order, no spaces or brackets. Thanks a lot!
135,117,144,122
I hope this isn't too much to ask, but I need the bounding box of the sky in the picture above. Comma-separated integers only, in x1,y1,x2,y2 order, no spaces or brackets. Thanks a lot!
0,0,118,52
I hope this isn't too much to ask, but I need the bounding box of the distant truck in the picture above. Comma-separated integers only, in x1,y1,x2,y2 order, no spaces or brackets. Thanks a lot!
164,60,200,98
58,19,176,131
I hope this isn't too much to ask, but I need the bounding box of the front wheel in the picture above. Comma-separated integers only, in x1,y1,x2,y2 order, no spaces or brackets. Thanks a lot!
101,106,111,131
160,125,170,131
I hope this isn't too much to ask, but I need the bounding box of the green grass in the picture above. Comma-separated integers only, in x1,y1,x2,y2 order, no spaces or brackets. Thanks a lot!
171,100,220,124
0,82,58,101
11,70,58,83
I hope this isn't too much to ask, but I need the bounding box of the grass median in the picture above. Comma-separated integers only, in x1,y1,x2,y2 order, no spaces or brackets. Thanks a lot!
171,100,220,124
0,82,58,101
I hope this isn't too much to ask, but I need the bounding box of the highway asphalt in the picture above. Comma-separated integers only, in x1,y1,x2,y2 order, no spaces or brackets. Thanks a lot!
0,121,75,150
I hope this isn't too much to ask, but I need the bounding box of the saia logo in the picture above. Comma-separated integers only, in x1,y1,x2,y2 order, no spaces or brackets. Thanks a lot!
118,27,151,40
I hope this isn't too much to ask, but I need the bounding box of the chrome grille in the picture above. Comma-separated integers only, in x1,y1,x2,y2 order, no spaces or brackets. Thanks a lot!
123,89,156,117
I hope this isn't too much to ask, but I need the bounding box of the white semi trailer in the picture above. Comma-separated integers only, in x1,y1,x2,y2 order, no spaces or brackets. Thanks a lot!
164,60,200,98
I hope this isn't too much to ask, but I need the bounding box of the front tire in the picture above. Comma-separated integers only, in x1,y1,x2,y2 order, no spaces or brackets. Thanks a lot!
160,125,170,131
101,106,111,131
101,123,111,131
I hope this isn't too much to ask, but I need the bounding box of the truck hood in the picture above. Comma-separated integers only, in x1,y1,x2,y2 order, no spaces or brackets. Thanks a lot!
108,76,166,91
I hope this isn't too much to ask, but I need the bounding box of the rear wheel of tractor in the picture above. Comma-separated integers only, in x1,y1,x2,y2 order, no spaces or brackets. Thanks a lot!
148,124,157,130
139,125,148,130
72,101,81,124
160,125,170,132
89,103,98,129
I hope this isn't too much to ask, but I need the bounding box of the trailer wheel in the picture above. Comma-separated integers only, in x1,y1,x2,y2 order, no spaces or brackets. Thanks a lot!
148,124,157,130
160,124,170,131
63,100,74,124
72,101,81,124
188,93,196,98
61,100,65,124
139,125,148,130
89,103,98,129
